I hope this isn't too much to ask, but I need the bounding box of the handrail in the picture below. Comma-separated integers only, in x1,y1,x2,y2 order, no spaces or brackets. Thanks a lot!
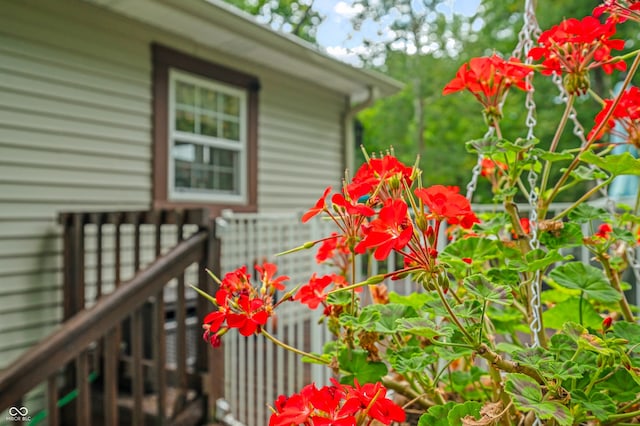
0,230,209,411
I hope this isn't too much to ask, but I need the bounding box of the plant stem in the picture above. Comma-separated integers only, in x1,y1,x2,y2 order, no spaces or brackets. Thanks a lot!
597,254,634,322
380,376,433,410
579,291,584,326
546,51,640,207
434,278,475,343
539,95,575,202
261,328,329,365
551,177,613,221
475,343,544,383
478,300,488,345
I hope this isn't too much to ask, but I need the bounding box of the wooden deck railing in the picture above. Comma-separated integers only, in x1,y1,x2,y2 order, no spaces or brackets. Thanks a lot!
0,209,222,425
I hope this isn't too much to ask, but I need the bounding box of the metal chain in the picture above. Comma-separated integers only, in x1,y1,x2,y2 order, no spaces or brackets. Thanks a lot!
516,4,544,425
466,128,494,200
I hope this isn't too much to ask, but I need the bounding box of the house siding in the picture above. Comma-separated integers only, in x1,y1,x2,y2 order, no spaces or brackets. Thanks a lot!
0,0,346,372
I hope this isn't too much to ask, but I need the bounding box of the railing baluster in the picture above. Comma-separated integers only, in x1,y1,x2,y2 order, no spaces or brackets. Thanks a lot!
174,211,188,416
154,289,167,425
132,309,144,425
104,327,119,426
154,212,168,425
47,375,59,426
76,351,91,424
96,214,104,300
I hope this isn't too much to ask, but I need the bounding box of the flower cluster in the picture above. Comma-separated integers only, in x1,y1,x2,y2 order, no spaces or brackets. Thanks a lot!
299,154,478,290
269,379,405,426
528,16,626,94
202,262,289,346
442,54,532,122
595,0,640,24
590,86,640,148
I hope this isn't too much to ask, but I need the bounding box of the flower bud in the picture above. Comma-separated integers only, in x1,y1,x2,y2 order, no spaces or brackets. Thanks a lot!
602,316,613,331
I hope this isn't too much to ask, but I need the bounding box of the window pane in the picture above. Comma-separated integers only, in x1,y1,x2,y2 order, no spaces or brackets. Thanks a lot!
200,114,218,137
176,81,195,106
175,109,195,133
222,94,240,116
217,149,234,167
199,88,218,112
218,171,234,191
173,142,238,193
222,120,240,141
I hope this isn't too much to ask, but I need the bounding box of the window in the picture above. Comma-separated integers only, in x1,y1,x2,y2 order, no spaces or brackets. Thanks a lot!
169,70,246,202
152,44,259,214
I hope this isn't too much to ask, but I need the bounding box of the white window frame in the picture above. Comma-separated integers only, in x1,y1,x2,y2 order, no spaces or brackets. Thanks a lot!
167,69,248,204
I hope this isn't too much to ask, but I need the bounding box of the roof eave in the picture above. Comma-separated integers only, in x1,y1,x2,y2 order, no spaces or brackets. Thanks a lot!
85,0,404,98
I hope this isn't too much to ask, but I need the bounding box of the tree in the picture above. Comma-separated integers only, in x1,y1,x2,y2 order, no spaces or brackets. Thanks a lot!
223,0,322,43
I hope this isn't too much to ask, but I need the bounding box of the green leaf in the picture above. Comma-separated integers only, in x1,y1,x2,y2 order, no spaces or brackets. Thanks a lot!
472,213,511,235
465,136,504,155
441,237,501,263
534,148,573,162
543,298,604,330
571,390,616,421
486,267,520,287
550,334,578,361
419,402,456,426
389,291,435,311
498,137,539,152
549,262,620,303
581,151,640,176
569,165,609,181
613,321,640,344
464,274,513,305
551,360,590,381
447,401,483,424
358,303,417,333
509,248,570,272
512,347,554,369
539,222,584,249
396,317,451,338
597,368,640,402
388,346,438,373
504,373,573,425
327,291,352,305
568,204,610,224
338,348,387,385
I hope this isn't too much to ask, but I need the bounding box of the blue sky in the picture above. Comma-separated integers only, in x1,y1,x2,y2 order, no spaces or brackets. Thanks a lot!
312,0,482,64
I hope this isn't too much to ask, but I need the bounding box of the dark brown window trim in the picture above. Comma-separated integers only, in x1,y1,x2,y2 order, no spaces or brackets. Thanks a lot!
152,43,259,217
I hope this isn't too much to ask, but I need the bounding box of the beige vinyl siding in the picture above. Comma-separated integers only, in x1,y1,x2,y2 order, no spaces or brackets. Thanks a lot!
0,0,153,373
0,0,348,381
258,78,344,212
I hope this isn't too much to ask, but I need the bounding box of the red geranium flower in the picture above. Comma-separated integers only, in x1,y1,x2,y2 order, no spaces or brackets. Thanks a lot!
443,54,532,119
415,185,476,228
302,186,332,223
589,86,640,148
255,262,288,292
480,158,508,177
355,198,413,261
339,380,406,425
331,193,376,218
294,273,334,309
595,223,613,239
528,16,625,94
316,233,350,264
594,0,640,24
219,266,252,294
347,154,414,200
225,295,269,336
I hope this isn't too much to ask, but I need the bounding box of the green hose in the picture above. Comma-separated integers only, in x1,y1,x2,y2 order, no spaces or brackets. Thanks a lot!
28,371,99,425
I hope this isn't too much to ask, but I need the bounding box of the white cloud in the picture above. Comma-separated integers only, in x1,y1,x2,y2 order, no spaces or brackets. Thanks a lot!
334,1,363,18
